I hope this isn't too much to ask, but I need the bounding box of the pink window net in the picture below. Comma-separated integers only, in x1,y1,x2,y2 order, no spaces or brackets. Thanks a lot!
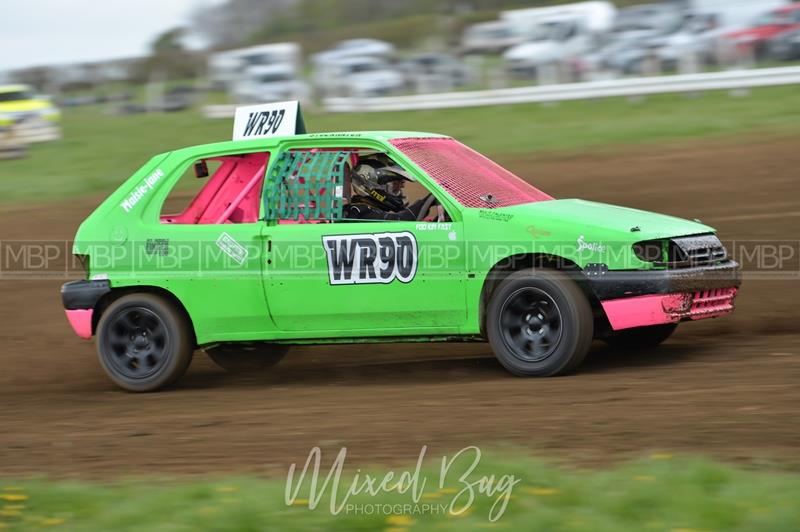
390,137,553,209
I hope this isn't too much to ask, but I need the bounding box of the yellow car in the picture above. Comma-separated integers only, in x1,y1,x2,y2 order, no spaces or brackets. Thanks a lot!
0,84,61,142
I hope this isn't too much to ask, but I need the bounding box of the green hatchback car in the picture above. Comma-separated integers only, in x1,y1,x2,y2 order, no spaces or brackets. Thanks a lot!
62,106,740,391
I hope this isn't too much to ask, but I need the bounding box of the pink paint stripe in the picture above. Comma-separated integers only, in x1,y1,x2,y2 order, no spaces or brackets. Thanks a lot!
65,309,93,339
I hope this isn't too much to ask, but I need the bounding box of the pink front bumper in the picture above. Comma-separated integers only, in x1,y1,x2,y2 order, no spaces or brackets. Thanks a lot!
601,287,738,331
65,309,93,339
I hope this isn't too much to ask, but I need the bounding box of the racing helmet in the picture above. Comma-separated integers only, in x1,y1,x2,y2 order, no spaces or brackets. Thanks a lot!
351,160,414,212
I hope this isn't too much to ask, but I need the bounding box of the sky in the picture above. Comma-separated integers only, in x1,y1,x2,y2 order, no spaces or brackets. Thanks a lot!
1,0,226,72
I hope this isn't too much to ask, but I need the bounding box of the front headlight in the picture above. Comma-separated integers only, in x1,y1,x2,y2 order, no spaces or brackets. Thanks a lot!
632,239,666,263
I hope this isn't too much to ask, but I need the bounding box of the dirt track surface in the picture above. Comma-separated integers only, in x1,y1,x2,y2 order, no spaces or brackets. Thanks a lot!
1,134,798,478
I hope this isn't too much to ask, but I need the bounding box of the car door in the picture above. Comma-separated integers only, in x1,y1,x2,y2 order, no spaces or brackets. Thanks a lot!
144,149,274,340
261,143,468,335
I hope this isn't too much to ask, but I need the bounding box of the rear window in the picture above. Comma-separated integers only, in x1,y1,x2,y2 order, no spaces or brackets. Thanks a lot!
390,137,553,209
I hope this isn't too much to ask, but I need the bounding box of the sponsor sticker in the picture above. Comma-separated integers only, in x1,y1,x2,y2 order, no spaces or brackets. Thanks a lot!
322,232,418,285
478,210,514,222
119,168,165,213
144,238,169,257
577,235,606,254
415,222,452,231
216,232,248,264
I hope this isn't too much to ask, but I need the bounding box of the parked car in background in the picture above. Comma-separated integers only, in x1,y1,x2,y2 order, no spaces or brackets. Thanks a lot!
502,1,616,77
582,3,684,75
0,84,61,143
400,53,474,89
767,26,800,60
311,39,395,66
654,0,790,68
208,42,302,90
314,56,404,98
651,13,722,69
724,4,800,59
232,64,310,104
461,20,525,55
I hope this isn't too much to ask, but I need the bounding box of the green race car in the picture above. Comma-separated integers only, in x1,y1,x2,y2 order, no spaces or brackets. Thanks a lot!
61,103,741,391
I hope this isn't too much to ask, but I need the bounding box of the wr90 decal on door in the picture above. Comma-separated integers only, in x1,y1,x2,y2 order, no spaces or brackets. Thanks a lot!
322,232,418,285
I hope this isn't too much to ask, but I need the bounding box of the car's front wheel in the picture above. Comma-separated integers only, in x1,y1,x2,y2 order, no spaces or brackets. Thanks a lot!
96,293,194,392
486,269,593,377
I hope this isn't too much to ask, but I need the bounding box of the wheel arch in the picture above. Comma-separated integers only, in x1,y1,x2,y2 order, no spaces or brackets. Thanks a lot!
92,285,197,346
478,253,603,336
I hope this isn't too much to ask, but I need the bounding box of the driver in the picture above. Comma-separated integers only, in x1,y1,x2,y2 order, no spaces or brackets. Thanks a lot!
343,159,430,221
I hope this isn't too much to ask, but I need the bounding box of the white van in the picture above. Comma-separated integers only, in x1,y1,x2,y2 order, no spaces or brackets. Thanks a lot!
655,0,789,67
501,1,616,76
461,20,527,55
208,43,302,89
232,64,310,104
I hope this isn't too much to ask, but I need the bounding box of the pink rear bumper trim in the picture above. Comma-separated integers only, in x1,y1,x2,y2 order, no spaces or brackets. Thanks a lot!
65,309,93,339
602,288,738,331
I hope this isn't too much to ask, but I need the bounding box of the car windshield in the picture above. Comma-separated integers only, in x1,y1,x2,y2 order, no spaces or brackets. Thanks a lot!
0,90,33,102
471,26,512,39
752,12,787,27
391,137,553,208
348,62,381,73
258,73,292,83
242,53,276,65
524,22,560,42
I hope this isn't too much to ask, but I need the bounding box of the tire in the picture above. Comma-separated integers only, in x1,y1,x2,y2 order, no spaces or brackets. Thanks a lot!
603,323,678,350
96,293,194,392
205,343,289,373
486,269,593,377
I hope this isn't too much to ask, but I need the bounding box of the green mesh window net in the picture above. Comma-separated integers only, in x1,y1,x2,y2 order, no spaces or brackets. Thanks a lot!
264,150,351,221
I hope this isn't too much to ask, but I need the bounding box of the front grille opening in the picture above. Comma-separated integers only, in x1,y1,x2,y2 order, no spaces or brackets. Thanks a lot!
664,234,728,269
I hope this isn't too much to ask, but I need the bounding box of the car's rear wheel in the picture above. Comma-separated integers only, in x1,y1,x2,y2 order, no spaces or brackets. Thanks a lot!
96,293,194,392
603,323,678,350
205,343,289,373
486,269,593,377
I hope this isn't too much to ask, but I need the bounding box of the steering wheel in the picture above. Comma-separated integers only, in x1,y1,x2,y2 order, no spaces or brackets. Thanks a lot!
416,193,440,221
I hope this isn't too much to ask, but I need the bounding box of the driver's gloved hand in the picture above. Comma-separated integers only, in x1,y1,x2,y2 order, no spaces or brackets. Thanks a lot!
385,208,416,221
407,196,430,217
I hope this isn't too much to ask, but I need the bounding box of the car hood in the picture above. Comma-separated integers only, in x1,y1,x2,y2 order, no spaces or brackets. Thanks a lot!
503,42,558,62
0,99,53,114
503,199,714,241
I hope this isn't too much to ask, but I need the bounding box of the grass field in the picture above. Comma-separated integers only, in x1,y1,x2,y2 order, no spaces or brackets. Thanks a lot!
1,453,799,531
1,85,799,205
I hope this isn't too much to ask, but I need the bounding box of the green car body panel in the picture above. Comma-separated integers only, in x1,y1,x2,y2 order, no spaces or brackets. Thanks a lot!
64,130,740,348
